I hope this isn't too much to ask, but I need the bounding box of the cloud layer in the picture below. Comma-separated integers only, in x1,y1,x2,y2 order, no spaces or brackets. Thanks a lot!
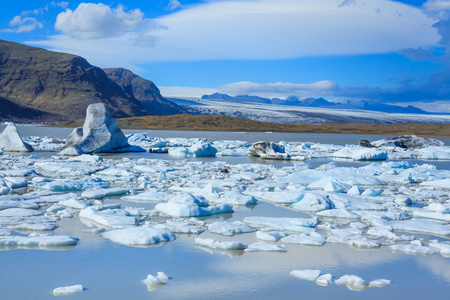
34,0,440,64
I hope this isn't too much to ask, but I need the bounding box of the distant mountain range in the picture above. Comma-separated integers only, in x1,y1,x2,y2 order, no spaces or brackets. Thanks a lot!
0,39,184,122
202,93,429,114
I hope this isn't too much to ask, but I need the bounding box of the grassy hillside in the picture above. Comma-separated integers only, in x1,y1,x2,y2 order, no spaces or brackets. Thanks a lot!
112,114,450,138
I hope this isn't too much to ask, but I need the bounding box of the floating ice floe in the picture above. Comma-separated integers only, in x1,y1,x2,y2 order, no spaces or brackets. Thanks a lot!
79,207,136,229
59,103,145,155
429,241,450,257
256,231,289,242
102,226,175,246
390,243,437,255
0,235,78,248
122,190,172,202
81,188,131,199
195,237,247,250
41,177,109,192
243,216,319,233
53,284,83,296
281,231,326,246
155,220,205,234
335,275,368,291
0,123,34,152
247,141,290,160
244,241,287,252
155,202,233,218
389,219,450,236
290,269,321,281
372,135,444,149
168,142,217,157
143,272,170,291
207,221,256,236
333,146,387,161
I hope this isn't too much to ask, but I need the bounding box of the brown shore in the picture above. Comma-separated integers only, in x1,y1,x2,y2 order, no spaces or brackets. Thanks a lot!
58,114,450,138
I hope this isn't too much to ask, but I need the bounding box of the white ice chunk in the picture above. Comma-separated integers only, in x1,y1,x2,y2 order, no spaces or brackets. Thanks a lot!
0,208,42,217
420,178,450,189
207,221,256,236
155,203,233,218
102,226,175,246
79,207,136,229
59,197,89,209
0,235,78,247
281,231,325,246
256,231,288,242
81,188,130,199
333,147,387,161
390,219,450,236
316,209,360,220
53,284,83,296
243,216,319,233
335,275,368,291
122,190,171,203
0,123,34,152
290,192,333,212
42,177,108,192
369,279,391,287
316,274,333,286
194,237,247,250
390,244,437,255
429,242,450,257
290,269,321,281
245,242,287,252
246,191,303,204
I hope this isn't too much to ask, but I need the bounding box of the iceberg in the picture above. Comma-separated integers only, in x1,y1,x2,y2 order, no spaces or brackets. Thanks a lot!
0,123,34,152
59,103,145,155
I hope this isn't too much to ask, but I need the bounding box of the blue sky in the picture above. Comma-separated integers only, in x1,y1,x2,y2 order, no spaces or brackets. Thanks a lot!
1,0,450,112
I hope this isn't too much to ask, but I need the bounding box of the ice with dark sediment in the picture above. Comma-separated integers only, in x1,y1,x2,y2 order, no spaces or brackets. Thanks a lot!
59,103,145,155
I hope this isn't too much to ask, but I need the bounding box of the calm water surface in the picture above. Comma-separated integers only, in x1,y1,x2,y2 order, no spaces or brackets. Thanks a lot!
1,125,450,299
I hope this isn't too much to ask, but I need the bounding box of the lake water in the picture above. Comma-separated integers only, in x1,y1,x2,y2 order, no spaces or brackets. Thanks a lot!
1,125,450,299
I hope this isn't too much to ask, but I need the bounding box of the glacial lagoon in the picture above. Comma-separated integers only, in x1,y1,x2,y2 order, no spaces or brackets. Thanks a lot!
1,125,450,299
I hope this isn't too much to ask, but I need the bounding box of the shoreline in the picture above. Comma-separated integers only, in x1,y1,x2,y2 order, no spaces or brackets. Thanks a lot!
50,114,450,138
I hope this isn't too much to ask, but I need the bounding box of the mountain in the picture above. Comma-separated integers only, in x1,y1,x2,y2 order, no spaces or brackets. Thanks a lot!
0,39,182,121
0,96,61,123
200,93,429,114
104,68,184,115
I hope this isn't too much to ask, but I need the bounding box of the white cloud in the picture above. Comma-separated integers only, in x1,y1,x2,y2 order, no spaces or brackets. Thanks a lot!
167,0,183,10
1,16,43,33
159,86,217,98
54,3,148,39
31,0,440,64
217,81,339,98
